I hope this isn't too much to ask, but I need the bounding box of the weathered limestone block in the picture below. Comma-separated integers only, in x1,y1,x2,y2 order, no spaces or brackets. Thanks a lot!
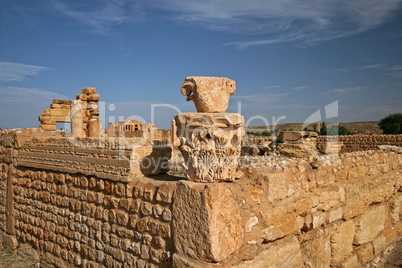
277,131,303,141
82,87,96,94
180,76,236,113
343,174,395,219
317,140,343,154
87,94,100,101
261,197,312,242
172,181,243,262
353,204,385,245
330,220,355,264
70,100,85,138
232,235,302,268
354,243,374,265
340,254,360,268
372,234,386,255
175,112,244,182
301,229,330,268
39,124,57,131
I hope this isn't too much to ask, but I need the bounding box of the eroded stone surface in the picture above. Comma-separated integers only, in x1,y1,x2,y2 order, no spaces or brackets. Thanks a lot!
172,181,243,262
330,220,355,264
232,235,302,268
180,76,236,113
354,205,385,245
175,113,244,182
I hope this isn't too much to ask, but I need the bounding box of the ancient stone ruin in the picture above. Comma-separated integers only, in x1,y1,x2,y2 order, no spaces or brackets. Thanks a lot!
175,76,244,182
0,77,401,268
39,87,101,137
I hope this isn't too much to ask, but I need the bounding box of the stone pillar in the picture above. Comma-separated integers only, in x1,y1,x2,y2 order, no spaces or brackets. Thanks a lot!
70,100,85,138
170,120,179,147
88,119,100,137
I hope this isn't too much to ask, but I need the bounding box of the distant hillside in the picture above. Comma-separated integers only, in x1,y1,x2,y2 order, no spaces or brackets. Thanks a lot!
246,121,382,135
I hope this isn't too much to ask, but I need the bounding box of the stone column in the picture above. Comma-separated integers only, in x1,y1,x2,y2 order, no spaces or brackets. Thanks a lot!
175,76,244,182
70,100,85,138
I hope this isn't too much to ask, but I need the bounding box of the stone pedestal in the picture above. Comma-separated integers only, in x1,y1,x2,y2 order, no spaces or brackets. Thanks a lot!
175,112,244,182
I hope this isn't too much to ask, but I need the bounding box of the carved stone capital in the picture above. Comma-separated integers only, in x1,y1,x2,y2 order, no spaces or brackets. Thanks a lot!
175,113,244,182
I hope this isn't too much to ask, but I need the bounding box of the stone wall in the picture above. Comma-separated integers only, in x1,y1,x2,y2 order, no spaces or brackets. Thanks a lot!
13,170,175,268
172,149,402,267
317,134,402,153
1,129,401,267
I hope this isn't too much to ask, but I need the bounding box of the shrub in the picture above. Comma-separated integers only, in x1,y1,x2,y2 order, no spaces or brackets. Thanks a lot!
261,130,271,137
379,113,402,134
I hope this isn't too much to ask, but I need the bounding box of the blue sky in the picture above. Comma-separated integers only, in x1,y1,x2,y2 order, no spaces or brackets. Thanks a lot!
1,0,402,130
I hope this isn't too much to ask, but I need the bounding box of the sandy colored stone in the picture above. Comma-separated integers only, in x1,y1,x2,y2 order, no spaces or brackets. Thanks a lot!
82,87,96,94
180,76,236,113
232,235,302,268
88,119,100,137
172,181,243,262
175,112,244,182
330,220,355,264
2,233,18,250
70,100,85,138
340,254,360,268
301,230,330,268
354,205,385,245
354,243,374,265
261,197,312,241
87,94,100,101
372,234,386,255
39,124,57,131
277,131,303,141
343,175,394,219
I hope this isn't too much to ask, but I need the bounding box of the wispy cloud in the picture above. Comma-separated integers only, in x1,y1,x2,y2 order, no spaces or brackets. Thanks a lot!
0,86,68,129
324,86,364,94
293,86,309,91
0,62,50,82
232,93,289,104
362,63,402,79
362,64,387,69
150,0,401,48
53,0,145,35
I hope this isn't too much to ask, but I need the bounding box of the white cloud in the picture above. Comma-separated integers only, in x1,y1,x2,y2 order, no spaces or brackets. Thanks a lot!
362,64,386,69
53,0,145,35
293,86,309,91
0,62,50,82
0,86,68,129
325,87,364,94
362,63,402,79
150,0,401,48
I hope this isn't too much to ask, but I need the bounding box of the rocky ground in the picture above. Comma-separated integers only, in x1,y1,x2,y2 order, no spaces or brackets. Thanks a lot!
0,239,400,267
0,247,38,268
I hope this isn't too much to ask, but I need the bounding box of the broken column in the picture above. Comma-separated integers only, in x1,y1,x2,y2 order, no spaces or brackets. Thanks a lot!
70,100,85,138
76,87,100,137
175,76,244,182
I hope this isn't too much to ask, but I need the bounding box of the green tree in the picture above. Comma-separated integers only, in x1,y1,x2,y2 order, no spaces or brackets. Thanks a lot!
261,130,271,137
326,125,352,135
379,113,402,134
320,121,327,135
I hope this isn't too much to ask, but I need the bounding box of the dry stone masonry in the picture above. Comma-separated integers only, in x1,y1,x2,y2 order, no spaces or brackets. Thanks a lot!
1,77,402,267
39,87,101,138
